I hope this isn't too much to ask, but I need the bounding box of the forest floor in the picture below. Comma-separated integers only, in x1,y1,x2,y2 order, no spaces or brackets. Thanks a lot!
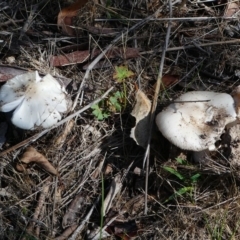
1,0,240,239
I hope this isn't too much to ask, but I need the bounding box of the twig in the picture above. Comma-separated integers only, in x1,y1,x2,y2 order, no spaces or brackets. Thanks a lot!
51,176,59,237
54,224,78,240
103,174,122,216
27,178,51,233
0,87,114,156
68,197,100,240
71,7,163,110
140,39,240,55
94,16,239,22
20,0,49,38
144,0,172,215
89,215,117,240
0,19,24,27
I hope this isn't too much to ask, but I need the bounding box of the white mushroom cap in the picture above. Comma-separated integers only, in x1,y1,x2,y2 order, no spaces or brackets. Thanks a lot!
0,71,71,130
156,91,237,151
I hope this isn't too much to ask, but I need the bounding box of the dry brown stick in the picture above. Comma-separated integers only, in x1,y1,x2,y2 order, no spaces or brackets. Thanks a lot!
140,39,240,55
51,176,59,238
143,0,172,215
54,224,78,240
0,19,24,27
27,178,51,233
0,87,113,156
94,16,239,22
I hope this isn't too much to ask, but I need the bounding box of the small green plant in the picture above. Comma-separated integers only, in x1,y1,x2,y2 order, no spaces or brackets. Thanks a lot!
91,104,109,120
109,91,124,112
113,65,134,83
113,65,134,109
91,91,124,120
163,158,201,203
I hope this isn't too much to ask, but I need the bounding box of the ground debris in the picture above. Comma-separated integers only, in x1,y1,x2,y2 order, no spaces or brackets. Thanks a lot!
2,0,240,239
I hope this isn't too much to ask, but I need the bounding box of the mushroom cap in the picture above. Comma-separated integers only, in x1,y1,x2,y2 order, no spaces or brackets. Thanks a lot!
0,71,71,130
156,91,237,151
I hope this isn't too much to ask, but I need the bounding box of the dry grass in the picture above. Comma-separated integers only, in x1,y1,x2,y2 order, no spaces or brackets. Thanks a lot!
1,0,240,239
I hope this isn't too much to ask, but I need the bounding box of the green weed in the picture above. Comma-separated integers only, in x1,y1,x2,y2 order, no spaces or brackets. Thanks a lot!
163,158,201,203
91,91,124,120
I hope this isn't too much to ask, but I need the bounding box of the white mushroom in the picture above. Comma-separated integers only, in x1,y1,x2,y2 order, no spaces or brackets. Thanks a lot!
0,71,71,130
155,91,237,152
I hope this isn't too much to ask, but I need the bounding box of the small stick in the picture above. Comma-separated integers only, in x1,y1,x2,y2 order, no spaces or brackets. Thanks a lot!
94,16,239,22
144,0,172,215
20,0,49,38
170,100,211,103
27,178,51,233
140,39,240,55
68,197,100,240
0,19,24,27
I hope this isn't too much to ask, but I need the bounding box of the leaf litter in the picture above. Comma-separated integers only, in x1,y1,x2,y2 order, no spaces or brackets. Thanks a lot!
2,0,240,239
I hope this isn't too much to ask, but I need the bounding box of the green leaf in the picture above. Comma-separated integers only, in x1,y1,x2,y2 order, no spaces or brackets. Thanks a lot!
91,104,109,120
113,65,134,82
114,91,123,98
109,91,124,112
190,173,201,183
163,166,185,180
175,157,187,165
109,96,118,105
164,187,193,203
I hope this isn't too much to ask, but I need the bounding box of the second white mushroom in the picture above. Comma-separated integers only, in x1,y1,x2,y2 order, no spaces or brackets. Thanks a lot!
155,91,238,152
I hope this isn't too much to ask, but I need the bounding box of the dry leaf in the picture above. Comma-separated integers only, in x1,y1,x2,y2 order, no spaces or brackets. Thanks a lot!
50,47,139,67
161,74,179,89
130,89,151,148
82,47,139,70
224,2,239,17
105,220,139,240
0,65,72,86
0,65,26,82
57,0,89,36
16,147,58,175
50,50,90,67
